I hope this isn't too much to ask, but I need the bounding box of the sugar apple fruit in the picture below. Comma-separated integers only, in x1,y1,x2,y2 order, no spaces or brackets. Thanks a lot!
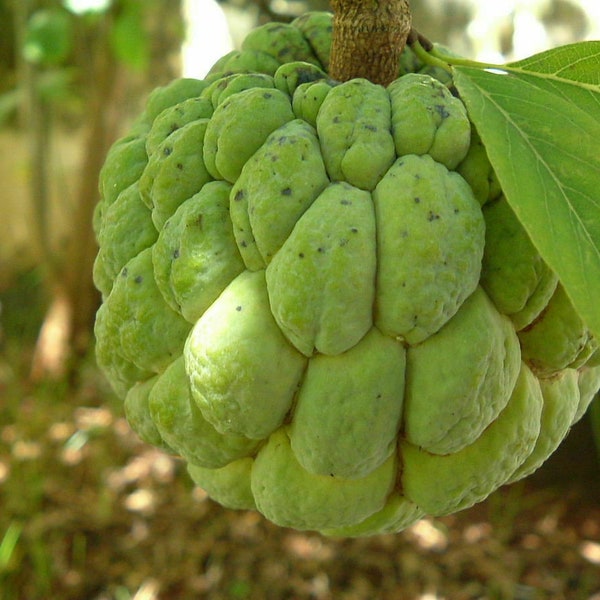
93,11,599,537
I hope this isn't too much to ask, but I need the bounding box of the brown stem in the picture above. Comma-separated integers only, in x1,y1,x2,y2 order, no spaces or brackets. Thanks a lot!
329,0,412,87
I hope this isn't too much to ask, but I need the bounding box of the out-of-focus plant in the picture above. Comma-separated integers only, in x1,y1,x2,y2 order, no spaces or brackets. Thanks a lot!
1,0,183,380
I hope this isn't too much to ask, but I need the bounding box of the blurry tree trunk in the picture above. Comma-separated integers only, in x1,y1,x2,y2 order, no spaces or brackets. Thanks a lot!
28,8,120,380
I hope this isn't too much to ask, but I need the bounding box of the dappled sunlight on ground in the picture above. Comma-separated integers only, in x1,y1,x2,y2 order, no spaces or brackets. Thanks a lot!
1,346,599,599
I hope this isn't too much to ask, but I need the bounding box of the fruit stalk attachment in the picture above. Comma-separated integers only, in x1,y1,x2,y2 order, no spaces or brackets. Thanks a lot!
329,0,412,86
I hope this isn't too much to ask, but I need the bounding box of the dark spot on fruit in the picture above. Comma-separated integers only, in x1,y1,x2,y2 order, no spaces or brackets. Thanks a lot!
364,124,377,132
333,116,341,123
298,252,305,258
427,211,440,221
435,104,450,119
176,163,183,170
240,240,248,248
281,187,292,196
263,92,273,99
350,227,358,233
414,197,421,203
121,268,128,277
234,190,245,202
236,305,242,311
339,238,348,247
134,275,143,284
173,249,180,259
340,199,351,205
163,146,173,156
317,247,325,253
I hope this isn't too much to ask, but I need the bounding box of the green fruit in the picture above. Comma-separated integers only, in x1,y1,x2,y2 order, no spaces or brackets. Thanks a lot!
188,458,256,511
373,154,484,344
251,428,397,530
203,87,295,182
93,182,158,298
149,357,259,468
93,11,599,537
266,181,376,356
291,11,333,69
480,196,558,330
388,73,471,169
241,22,320,67
574,364,600,424
124,375,171,451
152,181,245,323
231,118,329,269
401,363,543,516
322,493,424,538
506,369,580,483
289,327,406,478
404,287,521,454
184,270,307,439
316,78,396,191
519,284,597,376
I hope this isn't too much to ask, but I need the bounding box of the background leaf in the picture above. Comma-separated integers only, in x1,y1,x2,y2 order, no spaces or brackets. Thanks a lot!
109,4,150,71
23,8,74,66
452,43,600,339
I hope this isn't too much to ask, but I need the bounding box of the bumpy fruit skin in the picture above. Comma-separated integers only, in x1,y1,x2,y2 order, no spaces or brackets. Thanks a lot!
93,12,599,536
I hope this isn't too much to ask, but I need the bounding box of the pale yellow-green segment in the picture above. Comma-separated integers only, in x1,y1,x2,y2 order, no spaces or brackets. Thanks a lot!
273,61,328,97
241,21,320,66
251,428,397,531
404,287,521,455
575,365,600,424
202,73,275,109
99,134,148,206
291,11,333,70
184,270,307,439
289,327,405,479
203,87,295,183
209,49,281,78
400,362,543,516
139,119,213,230
124,375,171,451
373,154,485,345
145,96,213,157
456,128,502,206
94,247,191,397
152,181,245,323
321,493,424,538
519,284,598,377
266,182,376,356
507,369,580,483
292,79,334,128
481,196,558,330
94,181,158,298
148,356,259,469
188,458,257,511
230,119,329,269
316,79,395,191
388,73,471,169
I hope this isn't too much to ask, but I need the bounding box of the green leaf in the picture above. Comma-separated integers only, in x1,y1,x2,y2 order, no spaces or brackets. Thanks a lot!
452,42,600,339
109,5,150,71
23,8,74,66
